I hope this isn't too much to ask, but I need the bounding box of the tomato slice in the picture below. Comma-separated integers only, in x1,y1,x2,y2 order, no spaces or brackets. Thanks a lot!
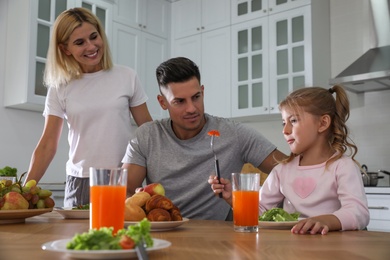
119,235,135,249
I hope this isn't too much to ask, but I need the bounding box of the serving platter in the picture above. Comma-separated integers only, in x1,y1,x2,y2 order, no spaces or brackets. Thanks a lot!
54,207,89,219
42,238,171,259
0,208,53,224
124,217,189,231
258,220,299,229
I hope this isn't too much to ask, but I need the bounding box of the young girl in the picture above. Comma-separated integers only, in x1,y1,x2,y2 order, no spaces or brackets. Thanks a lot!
209,85,369,235
24,8,152,207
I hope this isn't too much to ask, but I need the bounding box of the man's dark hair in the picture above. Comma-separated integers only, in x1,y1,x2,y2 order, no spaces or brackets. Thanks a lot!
156,57,201,91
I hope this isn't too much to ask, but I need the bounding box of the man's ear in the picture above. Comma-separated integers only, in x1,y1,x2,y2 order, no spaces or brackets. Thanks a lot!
318,114,331,133
157,95,168,110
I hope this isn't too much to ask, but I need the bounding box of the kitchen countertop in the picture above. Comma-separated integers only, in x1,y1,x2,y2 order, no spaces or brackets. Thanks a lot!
1,211,390,259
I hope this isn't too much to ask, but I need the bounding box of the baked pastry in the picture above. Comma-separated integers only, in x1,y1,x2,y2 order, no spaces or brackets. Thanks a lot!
169,205,183,221
145,194,173,212
124,203,146,221
126,191,151,207
147,208,172,221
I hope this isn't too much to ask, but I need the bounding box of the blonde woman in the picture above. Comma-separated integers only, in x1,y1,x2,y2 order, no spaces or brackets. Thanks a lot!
25,8,152,207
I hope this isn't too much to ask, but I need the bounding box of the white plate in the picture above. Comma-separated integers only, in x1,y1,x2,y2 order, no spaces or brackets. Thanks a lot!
258,220,299,229
0,208,52,224
54,207,89,219
124,217,189,231
42,238,171,259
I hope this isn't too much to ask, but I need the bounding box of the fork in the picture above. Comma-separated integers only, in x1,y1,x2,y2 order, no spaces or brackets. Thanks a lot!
135,236,149,260
210,135,222,198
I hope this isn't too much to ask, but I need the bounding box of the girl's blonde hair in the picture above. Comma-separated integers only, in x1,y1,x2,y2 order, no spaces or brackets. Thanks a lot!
44,8,113,88
278,85,358,166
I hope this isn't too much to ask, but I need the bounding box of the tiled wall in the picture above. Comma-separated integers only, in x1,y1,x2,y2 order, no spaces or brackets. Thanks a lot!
244,0,390,186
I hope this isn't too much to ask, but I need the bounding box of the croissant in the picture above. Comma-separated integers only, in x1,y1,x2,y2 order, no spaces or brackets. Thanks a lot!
147,208,172,221
169,205,183,221
145,194,173,213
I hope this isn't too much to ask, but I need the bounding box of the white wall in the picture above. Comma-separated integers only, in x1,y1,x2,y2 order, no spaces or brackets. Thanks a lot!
0,0,68,184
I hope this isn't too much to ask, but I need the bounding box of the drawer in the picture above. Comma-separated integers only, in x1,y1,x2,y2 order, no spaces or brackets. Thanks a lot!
366,194,390,221
367,219,390,232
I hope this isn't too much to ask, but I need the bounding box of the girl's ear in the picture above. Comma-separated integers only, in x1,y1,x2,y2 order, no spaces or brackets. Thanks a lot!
157,95,168,110
318,114,331,133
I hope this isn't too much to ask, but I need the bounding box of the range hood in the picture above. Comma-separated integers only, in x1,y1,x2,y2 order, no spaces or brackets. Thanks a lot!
329,0,390,93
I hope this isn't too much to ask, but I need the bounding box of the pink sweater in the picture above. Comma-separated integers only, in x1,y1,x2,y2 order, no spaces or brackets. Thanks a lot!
260,155,369,230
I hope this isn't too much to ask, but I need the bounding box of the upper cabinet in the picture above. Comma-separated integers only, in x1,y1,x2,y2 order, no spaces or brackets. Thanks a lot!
172,0,231,39
230,0,330,118
171,0,232,118
4,0,69,112
112,0,170,120
112,0,169,39
231,0,311,24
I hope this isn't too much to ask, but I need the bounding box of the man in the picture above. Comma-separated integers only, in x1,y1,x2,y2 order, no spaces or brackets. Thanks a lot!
122,57,285,220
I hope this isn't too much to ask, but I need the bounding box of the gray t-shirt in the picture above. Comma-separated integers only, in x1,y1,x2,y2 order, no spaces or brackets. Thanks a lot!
122,114,276,220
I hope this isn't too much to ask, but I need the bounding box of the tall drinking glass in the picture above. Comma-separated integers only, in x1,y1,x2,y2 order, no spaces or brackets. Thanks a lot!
90,167,127,234
232,172,260,232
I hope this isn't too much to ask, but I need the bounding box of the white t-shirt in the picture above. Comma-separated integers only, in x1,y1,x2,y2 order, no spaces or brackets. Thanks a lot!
44,65,148,177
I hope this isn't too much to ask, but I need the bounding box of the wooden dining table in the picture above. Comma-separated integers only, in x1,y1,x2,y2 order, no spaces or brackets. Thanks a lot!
1,211,389,260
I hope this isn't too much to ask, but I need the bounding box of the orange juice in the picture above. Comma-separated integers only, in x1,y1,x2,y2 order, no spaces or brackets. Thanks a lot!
232,190,259,226
90,185,126,233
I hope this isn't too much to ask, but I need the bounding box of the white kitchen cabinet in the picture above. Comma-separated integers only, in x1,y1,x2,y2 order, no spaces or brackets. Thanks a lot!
172,0,231,39
231,1,330,118
3,0,68,112
172,0,231,118
173,27,231,118
112,0,169,39
231,0,311,24
365,188,390,232
4,0,113,112
112,23,169,120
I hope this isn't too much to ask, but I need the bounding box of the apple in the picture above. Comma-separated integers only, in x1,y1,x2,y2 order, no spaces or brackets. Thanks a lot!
1,191,29,210
143,183,165,196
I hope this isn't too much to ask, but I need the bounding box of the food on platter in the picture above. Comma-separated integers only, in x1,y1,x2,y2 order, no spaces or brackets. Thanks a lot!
136,183,165,196
125,183,183,222
259,208,300,222
147,208,172,221
72,204,90,210
0,171,55,210
145,194,173,212
66,218,153,250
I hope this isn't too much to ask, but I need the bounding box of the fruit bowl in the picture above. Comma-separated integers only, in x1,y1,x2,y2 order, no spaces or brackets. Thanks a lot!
0,208,53,224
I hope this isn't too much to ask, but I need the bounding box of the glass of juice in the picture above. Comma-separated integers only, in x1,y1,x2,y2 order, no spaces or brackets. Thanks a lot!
232,172,260,232
89,167,127,234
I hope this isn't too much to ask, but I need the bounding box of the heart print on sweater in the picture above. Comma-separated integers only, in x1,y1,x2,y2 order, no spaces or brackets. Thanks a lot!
292,177,317,198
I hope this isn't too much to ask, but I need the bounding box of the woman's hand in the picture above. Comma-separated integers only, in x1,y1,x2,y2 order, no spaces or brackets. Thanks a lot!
291,215,341,235
208,175,233,206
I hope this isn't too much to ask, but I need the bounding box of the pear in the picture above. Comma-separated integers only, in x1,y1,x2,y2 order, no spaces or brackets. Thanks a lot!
1,191,29,210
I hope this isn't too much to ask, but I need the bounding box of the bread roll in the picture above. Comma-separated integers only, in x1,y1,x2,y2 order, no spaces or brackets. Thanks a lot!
147,208,172,221
126,192,151,207
145,194,173,213
124,203,146,221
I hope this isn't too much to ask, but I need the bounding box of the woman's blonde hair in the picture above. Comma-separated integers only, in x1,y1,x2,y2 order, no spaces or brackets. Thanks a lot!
44,7,113,88
278,85,358,166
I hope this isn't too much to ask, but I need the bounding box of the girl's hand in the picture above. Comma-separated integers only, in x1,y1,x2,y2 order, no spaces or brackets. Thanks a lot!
291,218,330,235
208,175,233,206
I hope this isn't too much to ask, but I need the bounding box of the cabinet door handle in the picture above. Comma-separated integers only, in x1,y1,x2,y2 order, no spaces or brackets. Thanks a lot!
368,206,389,210
201,26,205,30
